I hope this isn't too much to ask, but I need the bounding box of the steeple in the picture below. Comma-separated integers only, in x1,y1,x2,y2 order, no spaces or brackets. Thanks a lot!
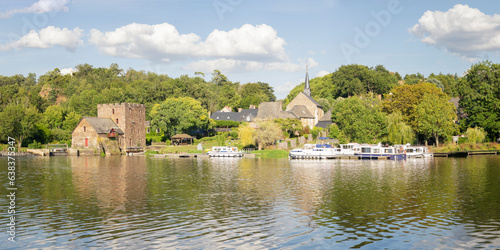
303,65,311,97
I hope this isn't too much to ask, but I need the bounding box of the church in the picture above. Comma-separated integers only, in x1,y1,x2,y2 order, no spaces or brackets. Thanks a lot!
256,68,330,129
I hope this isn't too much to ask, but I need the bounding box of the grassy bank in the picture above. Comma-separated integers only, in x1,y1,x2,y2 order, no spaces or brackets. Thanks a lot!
251,149,289,159
433,142,500,153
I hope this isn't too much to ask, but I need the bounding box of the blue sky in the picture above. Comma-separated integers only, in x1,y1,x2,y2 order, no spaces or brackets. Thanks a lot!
1,0,500,99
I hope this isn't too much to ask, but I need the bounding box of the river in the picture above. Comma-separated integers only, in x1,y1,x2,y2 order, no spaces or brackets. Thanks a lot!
1,155,499,249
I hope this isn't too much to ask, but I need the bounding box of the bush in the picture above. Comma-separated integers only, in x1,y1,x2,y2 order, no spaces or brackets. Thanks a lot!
229,131,238,139
311,127,323,140
28,140,43,149
465,127,487,144
458,137,467,144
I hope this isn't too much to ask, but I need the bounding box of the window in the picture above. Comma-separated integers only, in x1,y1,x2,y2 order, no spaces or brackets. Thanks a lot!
116,118,119,124
361,147,371,153
83,126,86,132
147,128,150,133
112,109,115,114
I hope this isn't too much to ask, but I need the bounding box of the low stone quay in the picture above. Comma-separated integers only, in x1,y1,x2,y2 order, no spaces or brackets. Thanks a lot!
153,153,256,158
433,150,499,157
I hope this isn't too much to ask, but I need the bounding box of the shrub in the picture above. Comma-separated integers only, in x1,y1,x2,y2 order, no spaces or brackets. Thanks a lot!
28,140,43,149
465,127,487,144
311,127,323,140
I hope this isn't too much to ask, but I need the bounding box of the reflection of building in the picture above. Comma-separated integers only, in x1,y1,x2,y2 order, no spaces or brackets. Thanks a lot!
255,68,325,128
71,156,147,214
72,103,146,153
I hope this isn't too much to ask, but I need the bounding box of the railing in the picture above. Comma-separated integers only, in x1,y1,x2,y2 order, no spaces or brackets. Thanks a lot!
242,148,256,153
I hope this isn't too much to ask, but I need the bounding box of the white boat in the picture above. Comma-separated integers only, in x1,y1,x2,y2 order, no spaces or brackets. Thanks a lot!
207,146,243,157
289,144,338,159
355,143,406,160
396,144,433,158
337,143,362,157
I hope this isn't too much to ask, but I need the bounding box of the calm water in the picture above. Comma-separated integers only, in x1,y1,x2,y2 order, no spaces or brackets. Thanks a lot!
1,155,500,249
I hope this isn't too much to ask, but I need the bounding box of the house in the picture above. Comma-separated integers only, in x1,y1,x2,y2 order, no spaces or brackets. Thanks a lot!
210,106,259,123
72,103,146,154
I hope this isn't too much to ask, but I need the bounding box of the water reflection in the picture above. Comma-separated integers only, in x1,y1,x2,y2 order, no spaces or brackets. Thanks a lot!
0,156,499,249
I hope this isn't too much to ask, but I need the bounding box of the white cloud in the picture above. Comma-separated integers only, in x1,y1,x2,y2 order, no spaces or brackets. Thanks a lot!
89,23,287,62
316,70,330,77
0,0,69,19
60,67,77,75
274,79,304,99
0,26,83,51
409,4,500,60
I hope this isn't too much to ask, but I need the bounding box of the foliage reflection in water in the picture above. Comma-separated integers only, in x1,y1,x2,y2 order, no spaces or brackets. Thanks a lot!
0,156,499,249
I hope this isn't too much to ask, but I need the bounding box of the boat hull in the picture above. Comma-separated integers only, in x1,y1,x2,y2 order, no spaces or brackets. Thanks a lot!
356,153,406,160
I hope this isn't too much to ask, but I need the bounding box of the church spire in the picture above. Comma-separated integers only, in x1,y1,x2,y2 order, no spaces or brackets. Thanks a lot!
303,65,311,97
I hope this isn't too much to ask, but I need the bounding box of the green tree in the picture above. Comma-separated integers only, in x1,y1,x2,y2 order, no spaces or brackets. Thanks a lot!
415,93,458,147
238,123,255,147
457,61,500,140
386,112,414,144
404,73,424,85
382,82,445,130
151,97,212,138
0,104,41,149
62,111,82,131
254,120,283,150
327,123,348,144
331,96,387,143
274,118,302,138
43,105,66,129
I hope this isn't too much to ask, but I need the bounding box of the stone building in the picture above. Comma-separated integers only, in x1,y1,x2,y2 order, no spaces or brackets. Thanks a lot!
255,67,326,128
285,67,324,128
72,103,146,154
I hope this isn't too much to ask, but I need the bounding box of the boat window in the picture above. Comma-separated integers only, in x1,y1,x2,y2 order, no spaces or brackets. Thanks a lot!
361,147,371,153
385,149,393,153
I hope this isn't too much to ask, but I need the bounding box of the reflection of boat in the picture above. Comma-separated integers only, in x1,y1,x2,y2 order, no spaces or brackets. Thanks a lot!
126,147,144,156
395,144,433,158
289,144,339,159
207,146,243,157
355,144,406,160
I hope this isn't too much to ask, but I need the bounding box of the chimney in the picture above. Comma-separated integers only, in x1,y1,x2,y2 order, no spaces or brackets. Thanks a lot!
238,108,242,112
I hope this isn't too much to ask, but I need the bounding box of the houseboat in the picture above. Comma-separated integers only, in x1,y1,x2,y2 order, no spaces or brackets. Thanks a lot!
396,144,433,158
355,144,406,160
289,144,338,159
207,146,243,157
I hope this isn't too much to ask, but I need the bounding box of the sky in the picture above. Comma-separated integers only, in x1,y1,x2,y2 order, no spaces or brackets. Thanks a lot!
1,0,500,99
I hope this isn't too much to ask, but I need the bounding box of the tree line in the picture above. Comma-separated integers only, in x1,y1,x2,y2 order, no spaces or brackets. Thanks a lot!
0,61,499,149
